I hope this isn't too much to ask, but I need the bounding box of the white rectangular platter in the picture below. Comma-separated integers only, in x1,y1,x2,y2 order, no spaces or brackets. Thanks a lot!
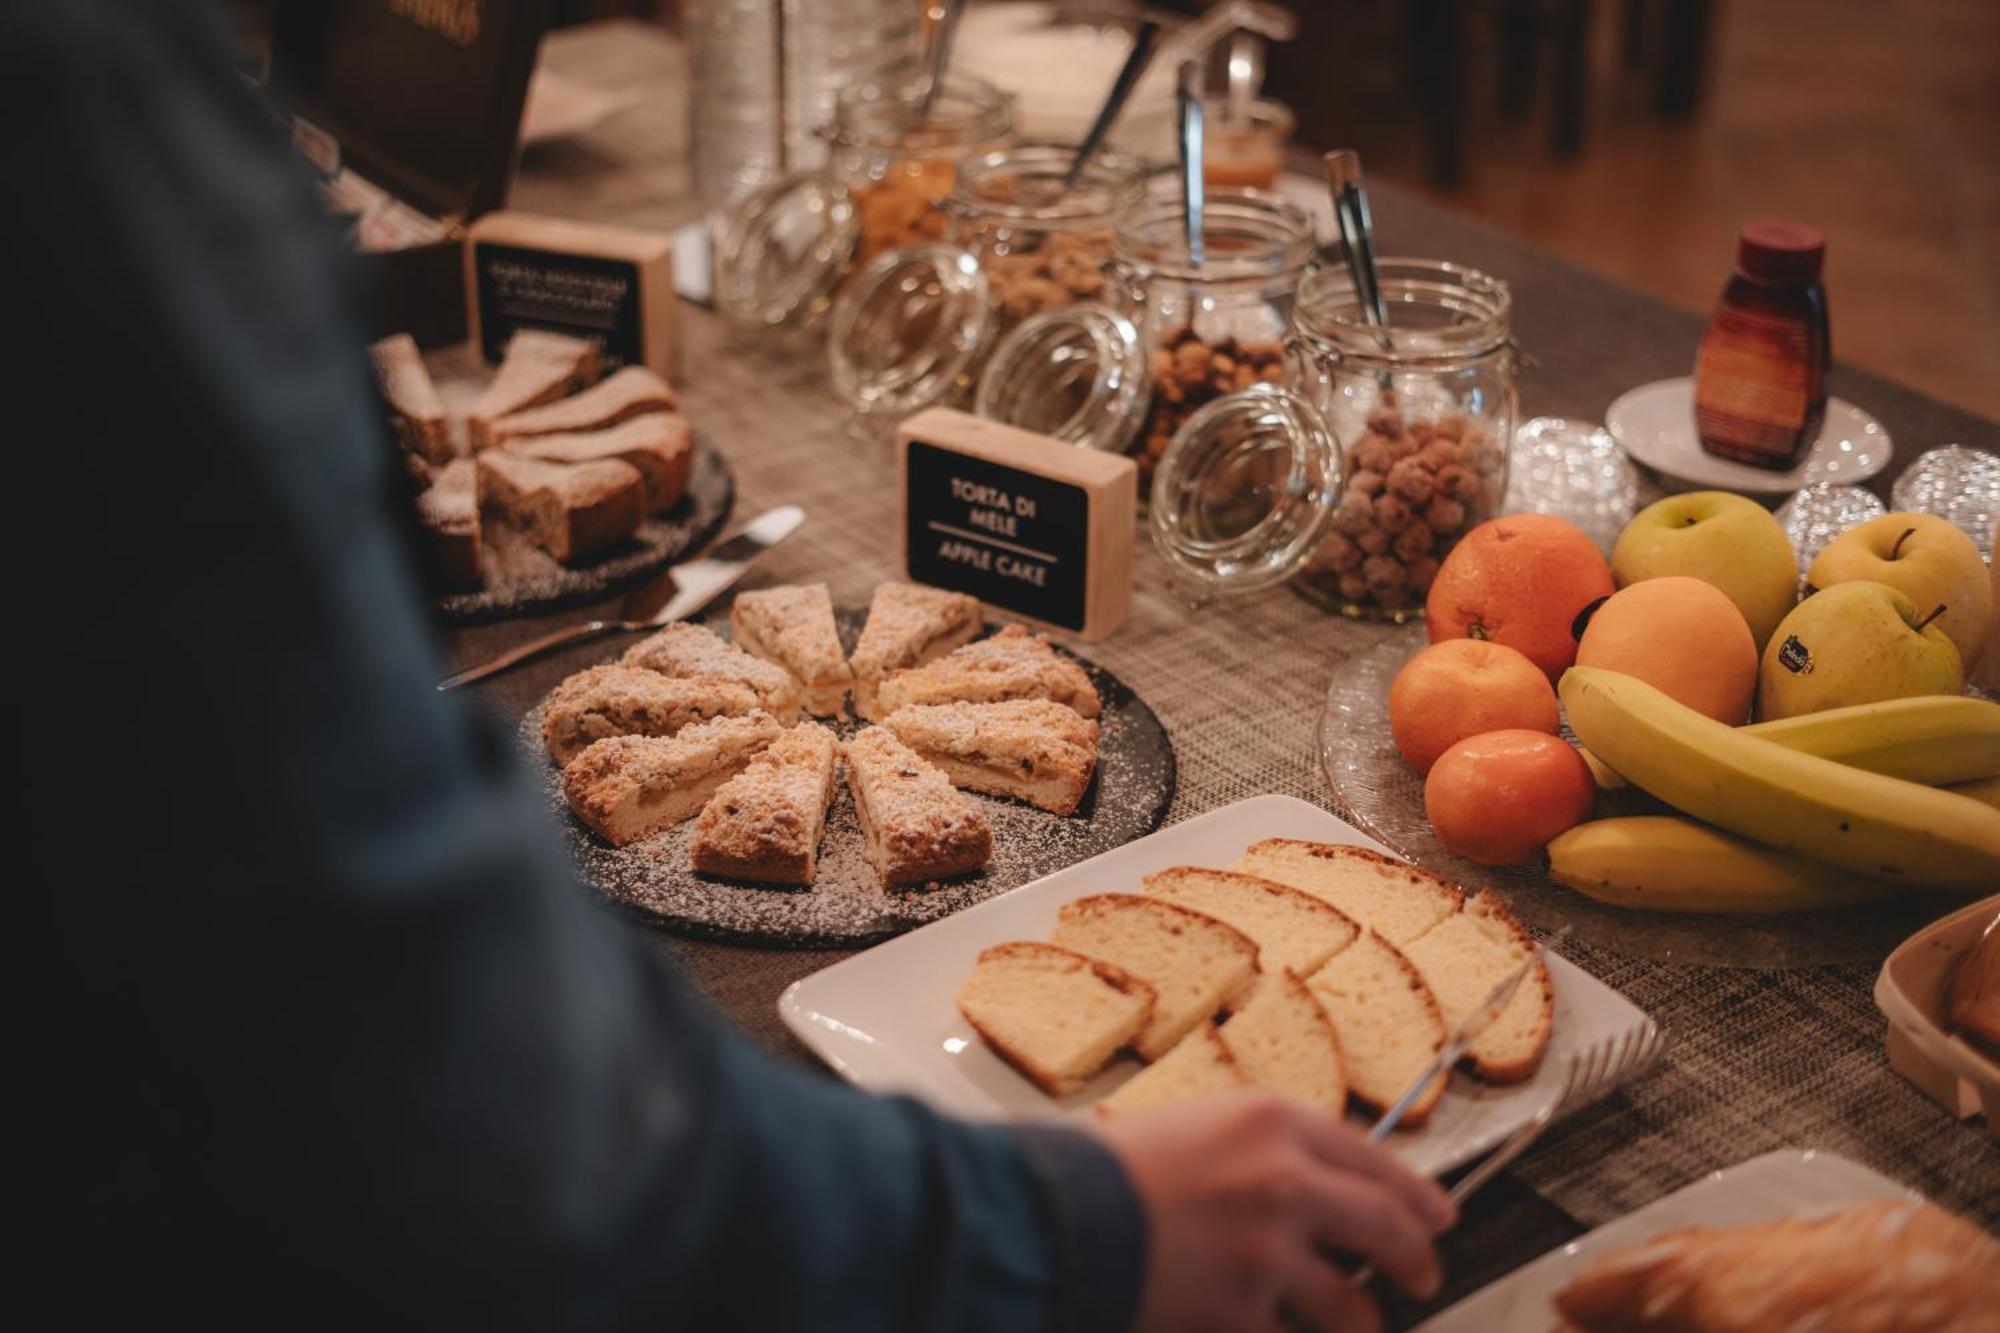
1416,1149,1920,1331
780,794,1656,1179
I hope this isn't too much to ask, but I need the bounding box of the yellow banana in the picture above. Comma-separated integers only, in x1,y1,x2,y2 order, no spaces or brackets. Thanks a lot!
1741,695,2000,785
1577,745,1628,790
1546,816,1898,914
1947,774,2000,811
1558,667,2000,892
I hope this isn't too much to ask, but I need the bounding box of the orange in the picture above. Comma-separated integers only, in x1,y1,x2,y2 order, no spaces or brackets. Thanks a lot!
1426,514,1616,681
1389,639,1561,774
1574,576,1758,723
1424,730,1595,866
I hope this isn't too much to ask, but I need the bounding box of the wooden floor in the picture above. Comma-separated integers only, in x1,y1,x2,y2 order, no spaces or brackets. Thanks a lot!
1368,0,1999,422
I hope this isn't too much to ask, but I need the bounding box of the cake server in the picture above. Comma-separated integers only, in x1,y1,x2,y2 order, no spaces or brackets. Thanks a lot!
437,504,804,690
1366,924,1574,1141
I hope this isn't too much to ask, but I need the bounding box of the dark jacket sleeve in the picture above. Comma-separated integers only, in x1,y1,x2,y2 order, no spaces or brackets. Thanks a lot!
19,3,1143,1328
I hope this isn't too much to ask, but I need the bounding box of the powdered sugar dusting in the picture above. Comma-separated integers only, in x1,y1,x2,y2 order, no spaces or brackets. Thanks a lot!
524,608,1176,946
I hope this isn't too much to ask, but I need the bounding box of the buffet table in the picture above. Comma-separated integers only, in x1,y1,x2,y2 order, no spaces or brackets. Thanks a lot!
446,19,2000,1321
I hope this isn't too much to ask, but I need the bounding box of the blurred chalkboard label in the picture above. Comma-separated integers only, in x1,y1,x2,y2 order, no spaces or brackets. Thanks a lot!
467,211,678,379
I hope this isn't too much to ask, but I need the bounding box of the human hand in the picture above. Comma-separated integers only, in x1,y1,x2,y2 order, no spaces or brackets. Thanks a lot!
1091,1094,1455,1333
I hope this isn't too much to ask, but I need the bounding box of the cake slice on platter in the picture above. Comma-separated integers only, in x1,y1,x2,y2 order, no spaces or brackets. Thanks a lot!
844,726,993,887
849,581,983,720
1305,932,1447,1126
466,329,601,449
957,942,1155,1097
541,663,762,765
1217,968,1348,1115
621,622,800,724
1232,839,1464,946
1095,1022,1246,1117
1398,891,1554,1084
413,457,481,587
475,451,644,563
559,712,785,847
874,625,1101,720
1142,867,1360,982
1051,894,1259,1061
507,413,693,513
486,365,678,444
879,699,1099,815
369,332,452,463
690,722,840,886
730,583,854,718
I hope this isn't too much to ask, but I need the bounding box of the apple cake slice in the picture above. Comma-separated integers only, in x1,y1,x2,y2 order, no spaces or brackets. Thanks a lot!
475,451,645,563
690,723,840,885
369,333,452,463
466,329,601,449
560,712,785,847
874,625,1102,719
507,413,693,514
849,582,983,719
541,663,763,765
621,622,801,724
878,699,1099,815
486,365,679,444
731,583,854,718
844,727,993,888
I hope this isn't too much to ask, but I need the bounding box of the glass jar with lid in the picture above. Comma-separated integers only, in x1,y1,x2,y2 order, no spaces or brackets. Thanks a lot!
713,76,1014,331
1143,258,1516,619
824,141,1143,421
1286,259,1515,620
1109,189,1318,488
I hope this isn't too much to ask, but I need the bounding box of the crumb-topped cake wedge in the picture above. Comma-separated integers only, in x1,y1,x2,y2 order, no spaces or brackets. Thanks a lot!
731,583,854,718
845,727,993,887
879,699,1099,815
507,413,693,514
849,582,983,719
621,622,800,724
560,712,785,847
369,333,452,463
466,329,601,449
875,625,1102,720
485,365,679,445
690,723,840,885
541,663,763,766
475,451,645,563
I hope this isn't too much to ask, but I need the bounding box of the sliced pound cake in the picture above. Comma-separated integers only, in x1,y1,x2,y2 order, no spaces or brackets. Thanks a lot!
1142,868,1361,981
1052,895,1259,1061
1306,932,1447,1127
1216,969,1347,1115
1400,891,1554,1084
1231,839,1463,945
958,942,1155,1096
1095,1022,1247,1118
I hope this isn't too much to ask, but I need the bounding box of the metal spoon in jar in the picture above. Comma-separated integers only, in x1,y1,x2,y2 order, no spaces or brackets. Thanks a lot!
915,0,968,123
1179,61,1207,269
1225,30,1264,127
1324,149,1389,332
1065,18,1165,187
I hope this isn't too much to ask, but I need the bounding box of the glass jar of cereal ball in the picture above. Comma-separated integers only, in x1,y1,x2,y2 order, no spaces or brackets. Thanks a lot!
1108,189,1318,491
1287,259,1515,619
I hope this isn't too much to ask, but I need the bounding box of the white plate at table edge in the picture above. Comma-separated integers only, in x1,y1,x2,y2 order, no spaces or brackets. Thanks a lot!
779,794,1655,1180
1416,1148,1921,1332
1607,376,1891,495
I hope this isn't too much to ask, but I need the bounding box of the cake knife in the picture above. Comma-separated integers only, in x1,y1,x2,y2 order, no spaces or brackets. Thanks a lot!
437,504,804,690
1366,924,1573,1141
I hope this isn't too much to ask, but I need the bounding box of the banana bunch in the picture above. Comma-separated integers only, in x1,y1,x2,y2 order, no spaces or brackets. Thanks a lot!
1557,667,2000,901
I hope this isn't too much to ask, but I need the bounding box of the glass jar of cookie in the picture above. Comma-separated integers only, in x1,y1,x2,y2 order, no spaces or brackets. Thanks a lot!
1287,259,1515,620
1108,189,1318,490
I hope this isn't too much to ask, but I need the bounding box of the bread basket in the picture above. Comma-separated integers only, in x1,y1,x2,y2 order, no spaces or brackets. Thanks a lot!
1874,894,2000,1135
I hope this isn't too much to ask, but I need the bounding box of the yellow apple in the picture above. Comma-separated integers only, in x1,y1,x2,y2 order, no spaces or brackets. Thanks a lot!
1757,581,1963,720
1611,491,1797,651
1807,512,1992,670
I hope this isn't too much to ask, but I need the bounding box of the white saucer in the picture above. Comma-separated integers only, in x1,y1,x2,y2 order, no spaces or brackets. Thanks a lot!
1606,376,1892,495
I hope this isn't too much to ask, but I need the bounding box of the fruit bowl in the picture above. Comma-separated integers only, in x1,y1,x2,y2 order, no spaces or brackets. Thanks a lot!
1317,629,1962,968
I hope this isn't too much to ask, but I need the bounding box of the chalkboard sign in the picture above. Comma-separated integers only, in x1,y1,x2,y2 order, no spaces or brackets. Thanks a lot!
467,212,678,378
898,409,1135,640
